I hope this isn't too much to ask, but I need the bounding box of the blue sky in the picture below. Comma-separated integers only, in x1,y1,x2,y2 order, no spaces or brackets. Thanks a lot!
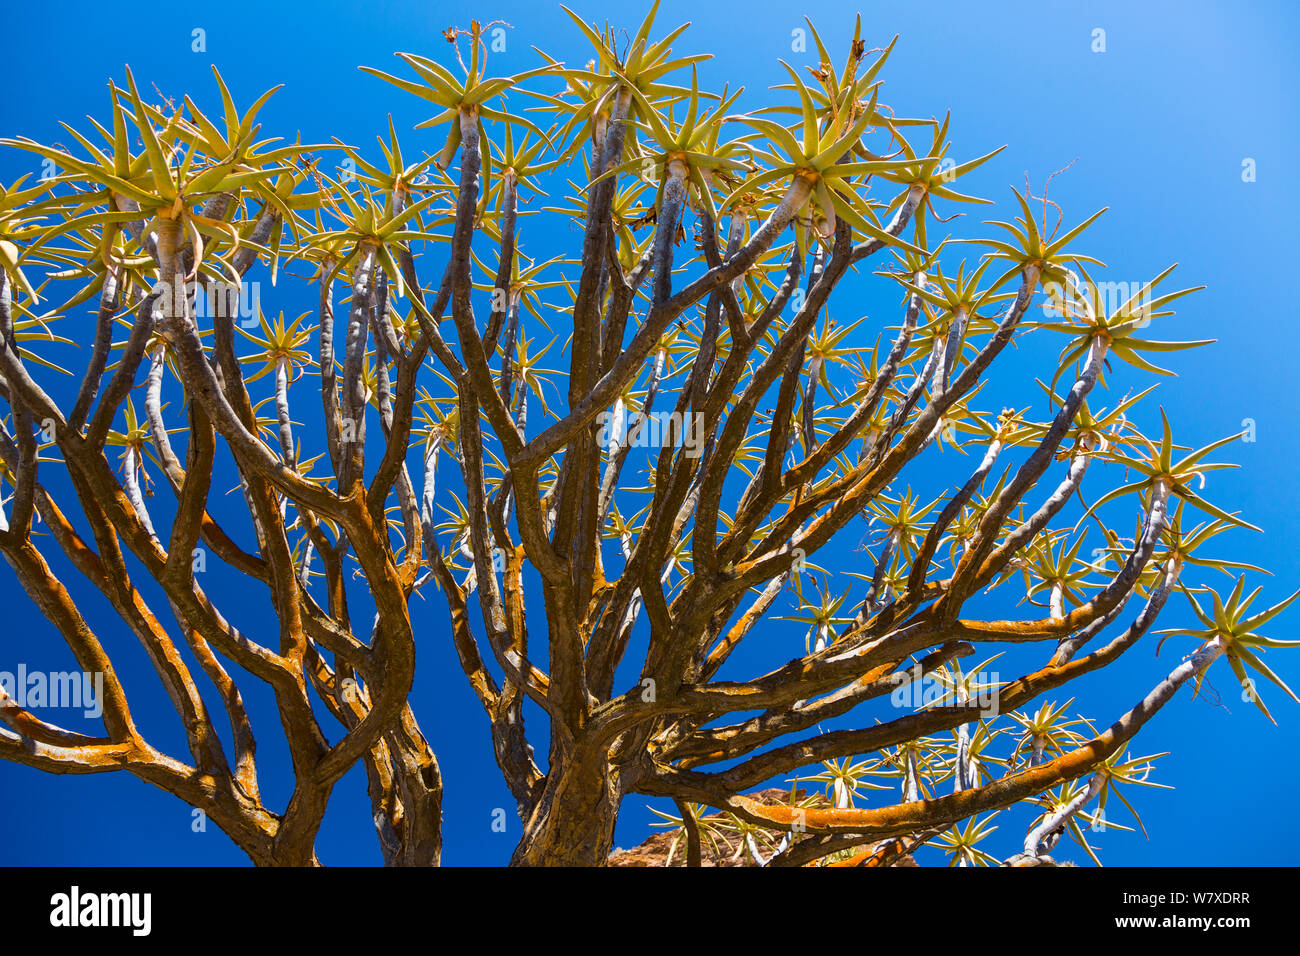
1,0,1297,866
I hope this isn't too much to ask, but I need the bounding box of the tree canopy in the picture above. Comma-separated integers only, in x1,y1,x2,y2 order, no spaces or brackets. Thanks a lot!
0,2,1294,866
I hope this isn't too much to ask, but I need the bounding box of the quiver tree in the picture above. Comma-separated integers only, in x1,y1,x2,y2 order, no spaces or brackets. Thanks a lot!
1,3,1295,867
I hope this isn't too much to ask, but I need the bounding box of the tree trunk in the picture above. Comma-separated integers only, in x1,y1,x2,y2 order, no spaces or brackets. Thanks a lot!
510,751,621,866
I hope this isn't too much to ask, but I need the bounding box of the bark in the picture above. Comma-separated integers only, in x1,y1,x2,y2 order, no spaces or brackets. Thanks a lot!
511,748,621,866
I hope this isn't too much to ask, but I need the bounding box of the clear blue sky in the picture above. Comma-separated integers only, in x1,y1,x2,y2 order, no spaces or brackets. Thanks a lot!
1,0,1297,866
